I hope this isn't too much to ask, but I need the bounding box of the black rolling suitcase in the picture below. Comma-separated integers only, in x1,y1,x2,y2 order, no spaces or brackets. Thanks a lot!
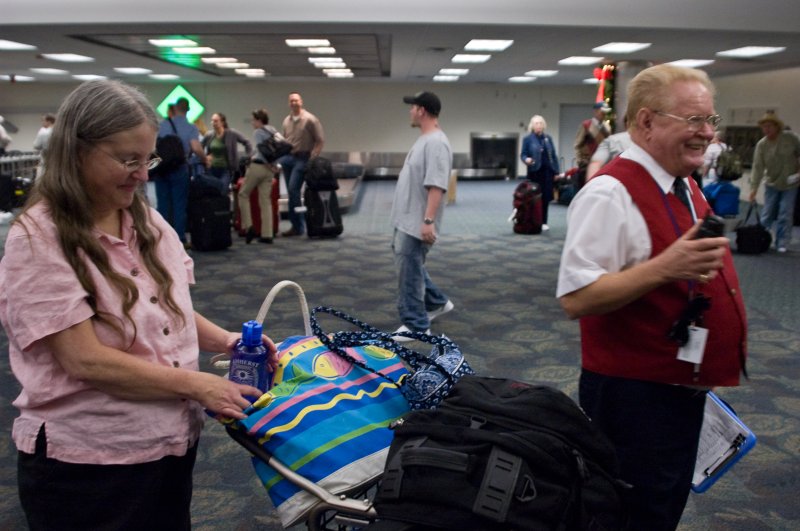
189,195,232,251
304,157,343,238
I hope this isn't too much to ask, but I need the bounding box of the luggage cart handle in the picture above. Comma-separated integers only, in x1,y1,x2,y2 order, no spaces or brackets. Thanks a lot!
224,426,377,523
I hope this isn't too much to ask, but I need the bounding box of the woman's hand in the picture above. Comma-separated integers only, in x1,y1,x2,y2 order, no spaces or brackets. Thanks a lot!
192,371,261,419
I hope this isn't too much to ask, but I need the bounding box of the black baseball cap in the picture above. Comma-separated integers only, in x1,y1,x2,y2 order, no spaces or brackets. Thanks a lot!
403,91,441,117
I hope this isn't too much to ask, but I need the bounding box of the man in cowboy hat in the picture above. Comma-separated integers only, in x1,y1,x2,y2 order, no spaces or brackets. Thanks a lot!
749,110,800,253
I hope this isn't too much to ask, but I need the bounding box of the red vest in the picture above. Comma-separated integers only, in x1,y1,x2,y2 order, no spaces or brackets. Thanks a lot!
580,158,747,386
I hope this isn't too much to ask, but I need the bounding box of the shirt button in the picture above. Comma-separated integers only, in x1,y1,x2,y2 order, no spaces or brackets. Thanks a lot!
131,268,140,277
163,327,170,335
730,288,737,296
150,296,158,304
172,361,180,368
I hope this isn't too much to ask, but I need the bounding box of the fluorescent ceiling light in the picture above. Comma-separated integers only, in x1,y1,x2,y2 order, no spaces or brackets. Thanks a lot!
216,62,249,69
114,67,152,75
30,68,68,75
524,70,558,77
149,39,197,47
464,39,513,52
559,56,603,65
41,53,94,63
716,46,786,58
509,76,536,82
201,57,238,64
327,72,354,78
313,62,347,69
439,68,469,75
286,39,330,47
149,74,180,80
0,39,37,51
592,42,651,54
308,57,344,64
667,59,715,68
323,68,352,74
583,78,600,84
452,54,491,63
434,75,459,82
308,47,336,54
172,47,215,54
0,74,35,81
244,72,267,78
73,74,107,81
235,68,265,74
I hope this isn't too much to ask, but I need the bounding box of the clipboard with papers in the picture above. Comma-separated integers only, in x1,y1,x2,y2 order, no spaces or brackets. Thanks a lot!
692,391,756,493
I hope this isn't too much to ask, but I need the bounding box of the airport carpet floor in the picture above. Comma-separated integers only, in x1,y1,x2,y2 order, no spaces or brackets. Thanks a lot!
0,180,798,530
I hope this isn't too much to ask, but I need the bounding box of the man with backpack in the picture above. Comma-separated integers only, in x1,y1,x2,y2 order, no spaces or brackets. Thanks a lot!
154,98,206,248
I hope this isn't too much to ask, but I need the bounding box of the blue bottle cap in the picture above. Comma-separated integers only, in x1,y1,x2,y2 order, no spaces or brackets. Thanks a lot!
241,320,263,347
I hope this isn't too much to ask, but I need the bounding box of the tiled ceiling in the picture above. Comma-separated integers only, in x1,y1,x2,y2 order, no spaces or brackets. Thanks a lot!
1,0,800,86
78,33,390,78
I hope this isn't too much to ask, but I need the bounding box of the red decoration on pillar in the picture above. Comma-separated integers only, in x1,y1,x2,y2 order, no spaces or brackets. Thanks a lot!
594,65,613,104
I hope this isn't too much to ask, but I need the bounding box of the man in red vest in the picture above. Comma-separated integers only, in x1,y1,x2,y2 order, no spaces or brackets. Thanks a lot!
557,64,747,531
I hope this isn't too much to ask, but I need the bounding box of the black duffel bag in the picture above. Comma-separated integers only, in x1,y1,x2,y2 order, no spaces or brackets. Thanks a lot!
375,376,629,531
736,202,772,254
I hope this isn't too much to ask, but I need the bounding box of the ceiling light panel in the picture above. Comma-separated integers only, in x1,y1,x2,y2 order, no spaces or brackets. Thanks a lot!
439,68,469,75
0,39,37,51
286,39,330,47
464,39,513,52
201,57,238,64
30,68,68,74
172,47,215,54
308,47,336,54
216,62,249,68
73,74,107,80
149,74,180,80
668,59,715,68
149,39,197,47
114,67,152,74
434,75,459,82
559,56,604,65
524,70,558,77
1,74,35,81
42,53,94,63
592,42,651,54
716,46,786,58
509,76,536,82
452,54,491,63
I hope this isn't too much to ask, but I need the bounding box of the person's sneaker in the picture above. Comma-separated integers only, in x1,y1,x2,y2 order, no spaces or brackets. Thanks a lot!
777,246,787,253
541,223,550,231
427,300,454,321
281,228,301,237
391,325,431,342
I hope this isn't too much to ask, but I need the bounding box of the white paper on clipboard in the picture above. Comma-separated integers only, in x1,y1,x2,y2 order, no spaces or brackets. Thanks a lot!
692,392,755,492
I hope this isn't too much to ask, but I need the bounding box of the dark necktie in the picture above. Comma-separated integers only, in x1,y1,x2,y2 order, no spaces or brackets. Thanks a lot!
673,177,693,215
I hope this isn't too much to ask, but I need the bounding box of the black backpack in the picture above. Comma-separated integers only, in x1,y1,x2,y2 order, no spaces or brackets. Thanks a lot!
375,376,629,531
304,156,338,191
512,181,542,234
152,119,186,177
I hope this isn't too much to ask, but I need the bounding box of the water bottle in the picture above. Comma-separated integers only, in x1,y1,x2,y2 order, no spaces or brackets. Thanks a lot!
228,320,271,397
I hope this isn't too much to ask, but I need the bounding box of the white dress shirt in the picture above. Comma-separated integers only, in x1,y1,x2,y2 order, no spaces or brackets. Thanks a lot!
556,143,698,298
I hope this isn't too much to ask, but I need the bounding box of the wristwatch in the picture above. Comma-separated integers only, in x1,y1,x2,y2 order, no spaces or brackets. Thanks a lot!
423,217,434,225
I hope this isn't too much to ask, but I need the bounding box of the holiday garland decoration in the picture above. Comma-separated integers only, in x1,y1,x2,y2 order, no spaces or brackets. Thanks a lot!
593,63,617,129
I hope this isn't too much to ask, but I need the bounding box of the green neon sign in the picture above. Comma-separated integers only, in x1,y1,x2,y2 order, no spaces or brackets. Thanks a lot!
156,85,204,123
